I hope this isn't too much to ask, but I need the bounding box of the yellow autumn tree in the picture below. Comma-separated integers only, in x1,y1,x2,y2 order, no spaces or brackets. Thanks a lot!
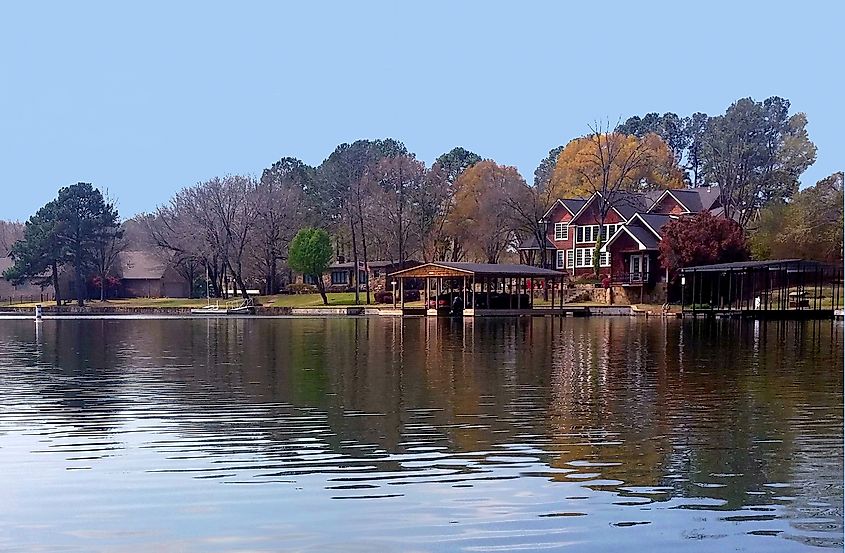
445,160,525,263
548,130,684,200
547,126,685,275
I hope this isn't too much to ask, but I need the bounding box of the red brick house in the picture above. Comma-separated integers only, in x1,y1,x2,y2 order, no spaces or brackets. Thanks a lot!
519,185,724,287
601,186,724,289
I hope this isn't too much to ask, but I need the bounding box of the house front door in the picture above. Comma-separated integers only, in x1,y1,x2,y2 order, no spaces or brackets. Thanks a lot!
629,255,641,282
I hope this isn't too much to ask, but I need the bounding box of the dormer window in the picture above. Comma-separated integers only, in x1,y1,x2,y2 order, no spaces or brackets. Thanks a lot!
554,223,569,241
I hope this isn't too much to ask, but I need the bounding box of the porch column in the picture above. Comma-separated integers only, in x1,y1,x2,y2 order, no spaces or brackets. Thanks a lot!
400,277,405,309
509,278,514,309
551,277,556,311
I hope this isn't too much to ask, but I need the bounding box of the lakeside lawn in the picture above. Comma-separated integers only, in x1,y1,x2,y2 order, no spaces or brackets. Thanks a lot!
6,292,375,309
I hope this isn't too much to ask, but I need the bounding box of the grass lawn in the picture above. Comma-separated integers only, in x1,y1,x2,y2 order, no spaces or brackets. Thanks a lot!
5,293,387,309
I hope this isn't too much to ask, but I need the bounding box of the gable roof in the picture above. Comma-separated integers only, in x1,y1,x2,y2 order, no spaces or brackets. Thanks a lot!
517,235,557,250
118,251,168,280
649,186,722,214
568,190,659,224
541,198,588,220
601,213,675,252
389,261,564,278
633,213,674,238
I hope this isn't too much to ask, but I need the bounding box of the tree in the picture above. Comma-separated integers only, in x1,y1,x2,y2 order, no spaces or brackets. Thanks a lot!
447,161,523,263
3,201,65,306
418,147,481,262
659,212,749,275
317,139,408,304
256,157,313,294
701,96,816,227
550,125,684,274
54,183,121,306
0,220,24,254
288,227,332,305
750,171,843,263
533,145,564,188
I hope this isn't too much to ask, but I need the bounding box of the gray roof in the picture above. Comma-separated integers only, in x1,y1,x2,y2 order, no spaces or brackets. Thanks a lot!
657,186,722,213
517,235,557,250
606,192,653,220
625,224,660,250
391,261,564,278
560,198,588,214
637,213,673,236
118,251,168,280
680,259,836,272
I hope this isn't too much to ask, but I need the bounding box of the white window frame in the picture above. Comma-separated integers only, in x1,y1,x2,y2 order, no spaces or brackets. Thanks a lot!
556,250,565,269
571,247,611,268
577,225,601,244
566,249,574,269
602,224,618,240
554,223,569,241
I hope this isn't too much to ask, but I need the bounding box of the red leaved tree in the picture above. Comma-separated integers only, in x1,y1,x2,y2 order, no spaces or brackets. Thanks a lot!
659,212,749,277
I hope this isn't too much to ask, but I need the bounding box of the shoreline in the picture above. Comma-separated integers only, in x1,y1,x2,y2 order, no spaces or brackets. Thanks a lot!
0,305,647,318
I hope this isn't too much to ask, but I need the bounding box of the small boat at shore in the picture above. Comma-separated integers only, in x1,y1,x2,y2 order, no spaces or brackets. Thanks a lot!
190,298,255,315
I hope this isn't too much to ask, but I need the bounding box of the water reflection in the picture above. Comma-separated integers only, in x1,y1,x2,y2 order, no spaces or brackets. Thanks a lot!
0,317,841,552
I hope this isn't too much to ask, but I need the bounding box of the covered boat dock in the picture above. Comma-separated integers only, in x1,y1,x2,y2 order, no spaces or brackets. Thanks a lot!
680,259,842,320
388,262,579,317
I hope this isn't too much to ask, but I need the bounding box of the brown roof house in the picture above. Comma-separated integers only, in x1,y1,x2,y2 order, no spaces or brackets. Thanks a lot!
117,251,191,298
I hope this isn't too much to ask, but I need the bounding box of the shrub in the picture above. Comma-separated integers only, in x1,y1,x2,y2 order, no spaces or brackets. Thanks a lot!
286,283,318,294
374,291,393,304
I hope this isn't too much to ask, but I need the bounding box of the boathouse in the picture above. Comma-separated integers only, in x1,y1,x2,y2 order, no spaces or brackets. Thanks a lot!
680,259,842,320
388,261,576,316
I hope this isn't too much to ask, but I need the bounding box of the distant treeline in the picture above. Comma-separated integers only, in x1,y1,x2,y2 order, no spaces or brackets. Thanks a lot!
2,95,842,299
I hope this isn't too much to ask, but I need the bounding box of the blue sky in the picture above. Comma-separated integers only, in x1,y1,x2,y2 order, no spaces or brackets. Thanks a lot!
1,1,841,220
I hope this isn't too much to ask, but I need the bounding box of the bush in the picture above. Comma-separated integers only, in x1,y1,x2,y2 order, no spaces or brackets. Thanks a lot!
374,291,393,304
373,290,420,304
572,274,600,285
286,283,318,294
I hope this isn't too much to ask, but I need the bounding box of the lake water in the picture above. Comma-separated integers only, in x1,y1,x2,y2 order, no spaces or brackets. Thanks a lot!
0,317,841,552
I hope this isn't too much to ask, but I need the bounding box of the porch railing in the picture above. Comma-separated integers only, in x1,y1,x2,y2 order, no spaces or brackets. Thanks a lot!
611,271,657,285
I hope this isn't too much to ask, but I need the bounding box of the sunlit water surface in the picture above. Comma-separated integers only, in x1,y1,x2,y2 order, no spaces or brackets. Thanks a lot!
0,317,841,552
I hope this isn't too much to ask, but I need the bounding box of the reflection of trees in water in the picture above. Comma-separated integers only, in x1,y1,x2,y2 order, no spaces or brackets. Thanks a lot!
0,317,839,515
0,320,129,438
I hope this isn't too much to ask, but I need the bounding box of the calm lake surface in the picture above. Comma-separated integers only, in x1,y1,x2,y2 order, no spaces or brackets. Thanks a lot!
0,317,841,552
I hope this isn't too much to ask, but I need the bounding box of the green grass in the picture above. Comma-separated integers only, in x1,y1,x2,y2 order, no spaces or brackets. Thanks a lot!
6,293,375,309
263,293,362,307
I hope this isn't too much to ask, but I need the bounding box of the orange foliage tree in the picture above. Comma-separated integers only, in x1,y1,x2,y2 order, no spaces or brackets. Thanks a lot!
446,160,524,263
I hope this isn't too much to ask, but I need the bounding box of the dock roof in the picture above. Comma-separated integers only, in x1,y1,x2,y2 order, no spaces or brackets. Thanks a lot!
389,261,564,279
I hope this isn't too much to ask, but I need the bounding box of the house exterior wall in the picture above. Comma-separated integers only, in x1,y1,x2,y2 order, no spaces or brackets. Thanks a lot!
122,279,163,298
562,199,627,277
544,203,576,272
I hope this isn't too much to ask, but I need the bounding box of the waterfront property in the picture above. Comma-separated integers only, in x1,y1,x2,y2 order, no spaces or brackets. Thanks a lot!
518,185,726,304
388,261,575,316
680,259,843,319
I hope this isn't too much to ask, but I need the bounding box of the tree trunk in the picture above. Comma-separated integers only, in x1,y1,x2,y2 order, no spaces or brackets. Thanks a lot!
52,261,61,307
348,214,360,305
316,274,328,305
74,258,85,307
100,274,106,301
359,216,371,305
